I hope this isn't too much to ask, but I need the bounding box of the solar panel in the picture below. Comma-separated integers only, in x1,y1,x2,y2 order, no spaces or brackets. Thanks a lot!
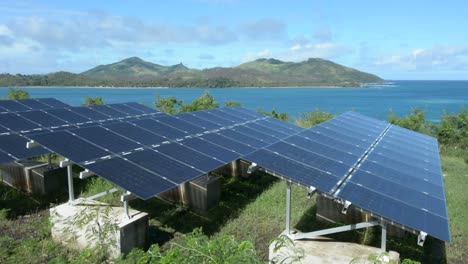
90,105,128,118
296,130,367,156
18,111,68,128
310,125,375,146
0,134,49,159
231,125,279,144
244,122,289,139
199,132,256,155
46,108,91,124
131,119,187,140
154,115,206,134
107,103,145,116
104,122,167,146
176,113,221,130
217,129,267,148
125,102,160,114
208,108,246,123
125,149,204,184
68,107,110,121
262,117,304,133
180,137,240,163
0,151,13,164
191,111,233,126
227,107,265,118
242,149,341,192
216,107,253,121
15,99,50,110
0,113,42,132
0,125,10,134
85,157,176,199
0,100,31,112
29,131,110,163
70,126,142,153
37,98,71,108
0,105,8,113
155,142,225,172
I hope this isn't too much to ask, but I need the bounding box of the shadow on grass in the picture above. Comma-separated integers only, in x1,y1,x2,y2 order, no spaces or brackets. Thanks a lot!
130,171,278,246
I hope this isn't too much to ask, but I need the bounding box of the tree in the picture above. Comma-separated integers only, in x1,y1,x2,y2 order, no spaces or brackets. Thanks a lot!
296,110,334,128
224,100,242,107
438,108,468,148
7,88,30,100
83,96,105,106
154,94,182,114
180,90,219,112
257,108,289,121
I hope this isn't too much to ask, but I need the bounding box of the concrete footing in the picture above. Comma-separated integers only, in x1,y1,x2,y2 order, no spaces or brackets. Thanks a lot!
269,233,399,264
0,160,66,195
50,199,148,258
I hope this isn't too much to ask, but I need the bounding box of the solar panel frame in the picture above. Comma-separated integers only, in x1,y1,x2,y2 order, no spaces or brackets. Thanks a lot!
18,111,69,128
0,113,43,132
0,100,31,112
176,113,221,130
69,126,142,153
131,119,188,140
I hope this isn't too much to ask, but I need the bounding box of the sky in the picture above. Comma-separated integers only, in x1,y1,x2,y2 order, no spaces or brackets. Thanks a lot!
0,0,467,80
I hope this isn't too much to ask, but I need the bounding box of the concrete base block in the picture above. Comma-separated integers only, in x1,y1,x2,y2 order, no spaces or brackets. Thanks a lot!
50,199,148,258
269,232,399,264
0,160,67,195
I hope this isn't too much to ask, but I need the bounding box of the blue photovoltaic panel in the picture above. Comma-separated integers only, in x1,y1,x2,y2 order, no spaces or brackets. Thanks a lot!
283,135,361,166
266,141,352,179
232,125,279,144
181,137,240,163
0,125,10,134
0,100,31,112
0,113,42,132
327,118,384,136
131,119,187,139
16,99,50,110
297,130,367,156
244,122,288,139
379,135,436,155
90,105,128,118
176,113,221,130
154,115,206,134
0,106,7,113
18,111,68,128
310,125,374,146
200,133,256,155
218,129,267,148
107,104,145,115
125,149,203,184
0,151,13,164
366,151,441,175
243,149,341,192
208,108,247,123
262,117,304,133
255,119,298,135
216,107,253,121
372,144,441,169
337,181,450,242
104,122,167,146
125,102,160,114
37,98,71,108
191,111,234,126
85,157,176,199
0,134,49,159
228,107,265,118
70,126,142,153
69,107,110,121
46,108,91,124
156,142,224,172
29,131,110,163
318,120,381,140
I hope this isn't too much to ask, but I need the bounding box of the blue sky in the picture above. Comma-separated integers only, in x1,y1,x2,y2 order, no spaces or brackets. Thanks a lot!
0,0,467,79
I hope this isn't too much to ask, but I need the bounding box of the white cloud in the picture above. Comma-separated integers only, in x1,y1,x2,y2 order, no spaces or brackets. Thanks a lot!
241,49,273,62
281,42,352,61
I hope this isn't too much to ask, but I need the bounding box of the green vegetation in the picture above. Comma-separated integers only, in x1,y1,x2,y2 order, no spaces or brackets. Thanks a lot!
0,57,383,88
82,96,105,106
257,108,289,121
0,93,467,263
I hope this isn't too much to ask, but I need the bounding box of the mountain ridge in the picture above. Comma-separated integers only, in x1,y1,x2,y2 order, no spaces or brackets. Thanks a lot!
0,57,384,87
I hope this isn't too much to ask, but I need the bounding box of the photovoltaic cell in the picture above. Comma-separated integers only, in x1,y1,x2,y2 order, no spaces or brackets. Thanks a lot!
16,99,51,110
244,122,288,139
131,119,188,139
0,113,42,132
180,137,240,163
191,111,233,126
255,119,297,135
0,100,31,112
155,142,225,172
125,149,203,184
262,117,304,133
85,157,176,199
231,125,279,144
0,134,49,158
90,105,128,118
296,130,367,156
70,126,141,153
154,115,206,134
18,111,68,128
125,102,160,114
107,104,145,115
46,108,91,124
104,122,167,146
176,113,221,130
310,125,374,146
0,151,13,164
217,129,267,148
37,98,71,108
242,149,341,192
69,107,110,121
208,108,246,123
29,131,110,163
216,107,253,121
0,125,10,134
200,133,256,155
228,107,265,118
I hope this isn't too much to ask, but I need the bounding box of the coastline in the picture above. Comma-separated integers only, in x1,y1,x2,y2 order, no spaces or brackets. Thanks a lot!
2,85,360,89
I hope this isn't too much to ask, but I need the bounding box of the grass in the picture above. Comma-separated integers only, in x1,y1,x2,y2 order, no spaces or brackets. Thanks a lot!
0,146,467,263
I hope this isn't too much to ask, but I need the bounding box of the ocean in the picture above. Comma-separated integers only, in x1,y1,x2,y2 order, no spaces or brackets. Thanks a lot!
1,80,467,123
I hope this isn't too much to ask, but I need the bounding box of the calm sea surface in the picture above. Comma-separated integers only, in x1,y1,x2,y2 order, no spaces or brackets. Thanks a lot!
1,80,467,122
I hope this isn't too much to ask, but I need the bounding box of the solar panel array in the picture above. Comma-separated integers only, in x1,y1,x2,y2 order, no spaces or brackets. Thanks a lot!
0,98,450,242
242,111,450,242
0,99,162,164
27,106,302,199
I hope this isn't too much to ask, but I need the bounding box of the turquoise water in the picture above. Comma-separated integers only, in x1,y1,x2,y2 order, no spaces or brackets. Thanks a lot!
1,80,467,122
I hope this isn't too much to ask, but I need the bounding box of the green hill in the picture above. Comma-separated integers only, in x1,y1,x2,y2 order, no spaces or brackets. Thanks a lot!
0,57,383,87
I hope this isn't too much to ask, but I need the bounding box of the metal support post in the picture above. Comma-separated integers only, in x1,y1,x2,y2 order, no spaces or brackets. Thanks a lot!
121,191,132,219
294,220,380,240
285,181,292,235
67,165,75,203
47,154,52,168
381,221,387,251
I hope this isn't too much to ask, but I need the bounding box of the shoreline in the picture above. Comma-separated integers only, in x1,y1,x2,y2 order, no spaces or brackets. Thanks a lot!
1,85,361,89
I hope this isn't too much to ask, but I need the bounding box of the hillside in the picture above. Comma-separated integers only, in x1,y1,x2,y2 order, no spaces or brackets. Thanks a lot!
0,57,383,87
